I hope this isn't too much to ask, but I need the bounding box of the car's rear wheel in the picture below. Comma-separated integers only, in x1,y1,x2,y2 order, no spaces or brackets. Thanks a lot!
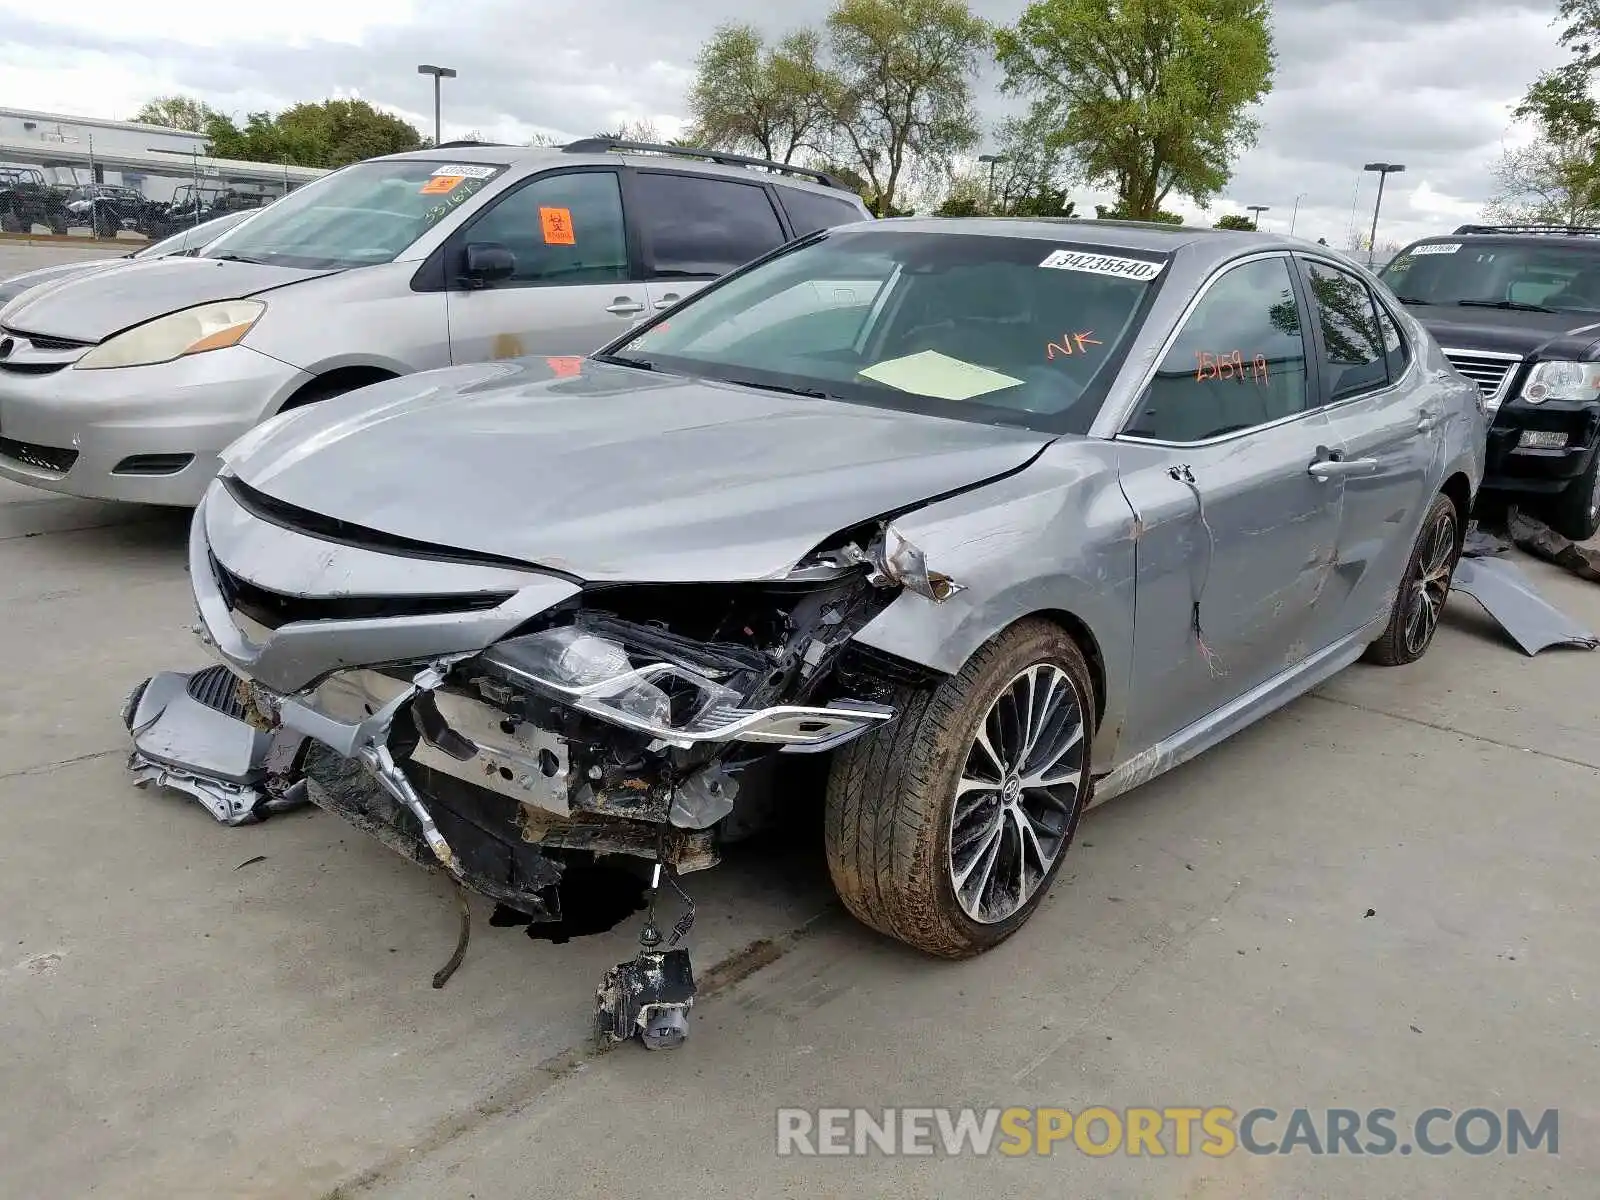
1544,449,1600,542
823,618,1094,958
1364,492,1460,666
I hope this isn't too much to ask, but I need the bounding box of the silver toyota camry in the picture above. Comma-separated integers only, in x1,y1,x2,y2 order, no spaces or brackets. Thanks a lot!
127,218,1484,1026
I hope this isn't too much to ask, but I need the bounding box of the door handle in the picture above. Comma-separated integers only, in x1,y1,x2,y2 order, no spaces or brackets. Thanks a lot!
606,297,645,316
1307,452,1380,480
653,293,681,310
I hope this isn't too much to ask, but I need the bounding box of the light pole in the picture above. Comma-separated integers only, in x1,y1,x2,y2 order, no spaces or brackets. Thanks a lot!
1247,204,1270,229
417,64,457,146
1363,162,1405,267
977,153,1007,212
1289,192,1306,236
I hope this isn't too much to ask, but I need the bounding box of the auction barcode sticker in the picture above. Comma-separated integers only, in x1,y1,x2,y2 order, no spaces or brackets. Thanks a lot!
1039,249,1166,280
1408,243,1460,255
431,164,499,179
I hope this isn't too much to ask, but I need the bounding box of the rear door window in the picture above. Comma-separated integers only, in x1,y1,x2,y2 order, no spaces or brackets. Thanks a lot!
632,172,787,279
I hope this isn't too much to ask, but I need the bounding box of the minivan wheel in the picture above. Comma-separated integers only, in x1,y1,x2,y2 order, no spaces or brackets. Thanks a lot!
823,619,1094,958
1364,493,1460,666
1544,450,1600,542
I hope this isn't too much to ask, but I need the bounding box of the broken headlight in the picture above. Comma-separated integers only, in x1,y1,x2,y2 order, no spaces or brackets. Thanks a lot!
475,621,893,751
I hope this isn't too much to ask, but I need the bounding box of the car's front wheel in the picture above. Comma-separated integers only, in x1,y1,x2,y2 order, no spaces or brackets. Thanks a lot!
1364,492,1460,666
1545,449,1600,542
824,618,1095,958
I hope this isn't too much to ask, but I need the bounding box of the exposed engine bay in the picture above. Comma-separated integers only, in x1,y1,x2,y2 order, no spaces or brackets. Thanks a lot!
126,515,954,1048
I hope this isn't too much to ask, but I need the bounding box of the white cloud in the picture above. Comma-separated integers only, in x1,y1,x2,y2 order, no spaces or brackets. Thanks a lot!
0,0,1579,250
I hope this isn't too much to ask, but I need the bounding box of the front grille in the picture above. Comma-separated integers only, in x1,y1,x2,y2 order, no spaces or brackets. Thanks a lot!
212,554,515,630
185,663,250,720
1442,349,1522,407
0,436,78,474
0,326,90,375
0,326,91,352
221,475,556,575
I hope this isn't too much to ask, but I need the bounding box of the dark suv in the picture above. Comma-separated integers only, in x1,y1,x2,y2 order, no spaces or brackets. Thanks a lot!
1380,225,1600,539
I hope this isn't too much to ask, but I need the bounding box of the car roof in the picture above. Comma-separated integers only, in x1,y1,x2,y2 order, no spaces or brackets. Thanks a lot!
364,141,864,203
1408,227,1600,250
816,216,1368,272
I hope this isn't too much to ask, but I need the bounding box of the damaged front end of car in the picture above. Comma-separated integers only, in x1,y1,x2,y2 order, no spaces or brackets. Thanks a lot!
126,475,954,1046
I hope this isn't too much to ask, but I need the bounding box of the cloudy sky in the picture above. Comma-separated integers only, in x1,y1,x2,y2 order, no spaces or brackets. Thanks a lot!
0,0,1573,248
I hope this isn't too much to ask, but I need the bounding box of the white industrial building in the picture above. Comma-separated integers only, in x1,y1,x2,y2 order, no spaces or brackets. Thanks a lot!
0,106,326,203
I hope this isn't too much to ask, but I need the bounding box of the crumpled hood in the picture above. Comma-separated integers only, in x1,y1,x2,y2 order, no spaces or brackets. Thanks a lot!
1410,304,1600,360
227,358,1054,583
0,256,332,344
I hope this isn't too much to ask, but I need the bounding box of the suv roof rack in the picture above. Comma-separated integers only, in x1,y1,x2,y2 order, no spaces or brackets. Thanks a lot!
1452,223,1600,237
560,137,846,190
433,139,512,149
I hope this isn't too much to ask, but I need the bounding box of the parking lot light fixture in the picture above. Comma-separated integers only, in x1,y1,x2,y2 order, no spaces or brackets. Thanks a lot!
1363,162,1406,267
417,65,458,147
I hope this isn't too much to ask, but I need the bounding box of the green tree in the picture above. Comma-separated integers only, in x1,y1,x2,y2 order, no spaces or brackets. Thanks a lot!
995,0,1275,220
687,24,840,163
1214,212,1258,230
133,95,217,133
987,112,1074,216
1486,0,1600,224
1095,203,1183,224
202,100,423,168
825,0,989,216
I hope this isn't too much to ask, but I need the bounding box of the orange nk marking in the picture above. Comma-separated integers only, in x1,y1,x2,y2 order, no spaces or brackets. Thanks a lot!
1046,331,1101,360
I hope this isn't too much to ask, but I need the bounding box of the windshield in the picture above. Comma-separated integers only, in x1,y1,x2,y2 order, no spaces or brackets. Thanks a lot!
608,229,1163,433
197,158,507,270
136,210,254,259
1381,240,1600,312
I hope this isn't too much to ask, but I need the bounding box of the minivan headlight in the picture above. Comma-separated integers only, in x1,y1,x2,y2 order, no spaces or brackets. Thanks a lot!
1518,360,1600,405
74,300,266,370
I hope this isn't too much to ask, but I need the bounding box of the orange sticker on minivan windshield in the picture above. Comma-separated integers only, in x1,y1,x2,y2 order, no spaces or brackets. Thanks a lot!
421,175,464,194
541,206,576,245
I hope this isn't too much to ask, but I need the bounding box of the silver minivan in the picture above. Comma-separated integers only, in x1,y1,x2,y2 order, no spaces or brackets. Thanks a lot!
0,139,870,504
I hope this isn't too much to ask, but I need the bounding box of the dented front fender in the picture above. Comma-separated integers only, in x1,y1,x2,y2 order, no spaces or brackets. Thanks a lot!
848,438,1138,766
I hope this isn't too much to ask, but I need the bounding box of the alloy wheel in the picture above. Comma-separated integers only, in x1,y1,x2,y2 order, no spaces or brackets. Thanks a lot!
948,663,1086,924
1403,507,1458,657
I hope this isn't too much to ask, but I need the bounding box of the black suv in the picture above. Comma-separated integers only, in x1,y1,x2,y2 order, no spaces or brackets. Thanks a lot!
1381,225,1600,539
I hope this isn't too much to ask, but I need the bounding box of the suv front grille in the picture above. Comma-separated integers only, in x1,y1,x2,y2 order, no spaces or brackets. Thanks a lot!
1441,349,1522,408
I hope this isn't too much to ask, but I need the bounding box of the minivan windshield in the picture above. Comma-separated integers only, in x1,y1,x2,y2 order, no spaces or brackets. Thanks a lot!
1381,240,1600,313
197,158,507,270
135,209,255,259
605,229,1163,433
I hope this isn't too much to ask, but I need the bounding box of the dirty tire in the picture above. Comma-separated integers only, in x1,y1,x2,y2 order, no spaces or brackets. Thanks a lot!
824,618,1095,958
0,209,22,234
1544,449,1600,542
1364,492,1460,666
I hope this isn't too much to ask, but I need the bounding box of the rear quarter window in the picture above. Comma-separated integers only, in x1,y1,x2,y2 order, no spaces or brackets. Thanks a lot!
778,187,868,236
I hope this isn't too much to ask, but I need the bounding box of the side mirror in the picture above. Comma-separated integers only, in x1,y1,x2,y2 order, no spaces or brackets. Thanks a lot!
463,242,515,287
